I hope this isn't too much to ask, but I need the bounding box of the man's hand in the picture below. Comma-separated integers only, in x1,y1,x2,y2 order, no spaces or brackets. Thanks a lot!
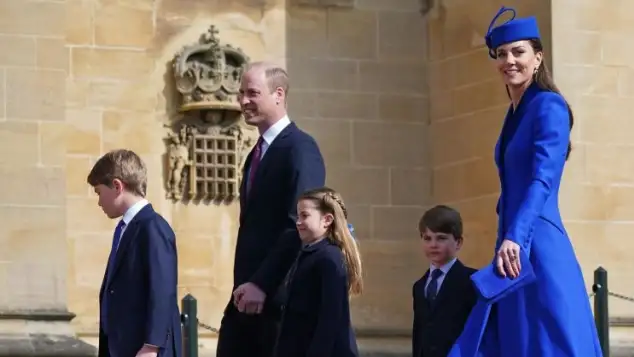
233,282,266,314
136,344,158,357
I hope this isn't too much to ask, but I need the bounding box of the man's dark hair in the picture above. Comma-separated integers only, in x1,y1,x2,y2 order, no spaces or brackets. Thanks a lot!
418,205,463,240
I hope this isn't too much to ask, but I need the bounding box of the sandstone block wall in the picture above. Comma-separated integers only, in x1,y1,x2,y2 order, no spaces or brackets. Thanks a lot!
426,0,551,266
0,0,68,312
63,0,430,336
552,0,634,320
287,0,428,331
1,0,633,343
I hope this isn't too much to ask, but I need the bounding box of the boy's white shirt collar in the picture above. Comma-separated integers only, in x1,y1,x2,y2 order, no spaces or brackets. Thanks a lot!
121,199,149,225
429,257,457,275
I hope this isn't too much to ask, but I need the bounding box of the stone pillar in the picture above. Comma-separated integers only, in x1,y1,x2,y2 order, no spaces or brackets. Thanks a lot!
0,0,95,355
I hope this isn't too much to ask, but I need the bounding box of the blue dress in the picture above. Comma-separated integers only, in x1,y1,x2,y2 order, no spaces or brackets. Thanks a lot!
449,83,602,357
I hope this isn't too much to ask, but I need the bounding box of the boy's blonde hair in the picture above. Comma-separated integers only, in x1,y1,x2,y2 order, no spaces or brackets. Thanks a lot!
87,149,147,197
299,187,363,296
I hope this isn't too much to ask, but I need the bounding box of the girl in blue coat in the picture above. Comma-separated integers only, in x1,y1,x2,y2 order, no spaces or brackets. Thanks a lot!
449,6,602,357
273,187,362,357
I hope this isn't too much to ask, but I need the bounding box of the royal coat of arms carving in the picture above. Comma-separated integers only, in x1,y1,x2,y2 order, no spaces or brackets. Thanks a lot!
166,25,256,202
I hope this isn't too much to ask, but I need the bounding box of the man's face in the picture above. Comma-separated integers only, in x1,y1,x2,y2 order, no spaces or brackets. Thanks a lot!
237,68,280,127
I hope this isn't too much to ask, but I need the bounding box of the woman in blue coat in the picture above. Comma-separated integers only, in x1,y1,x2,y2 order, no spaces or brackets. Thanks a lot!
449,6,602,357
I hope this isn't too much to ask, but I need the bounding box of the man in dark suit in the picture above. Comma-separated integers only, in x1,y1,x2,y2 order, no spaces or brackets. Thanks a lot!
412,205,477,357
215,61,326,357
87,149,182,357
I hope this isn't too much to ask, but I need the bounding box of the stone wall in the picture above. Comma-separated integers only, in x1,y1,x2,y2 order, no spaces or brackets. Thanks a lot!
552,0,634,321
426,0,551,267
0,0,68,319
0,1,98,354
287,0,428,331
65,0,287,336
427,0,634,327
2,0,633,349
63,0,430,338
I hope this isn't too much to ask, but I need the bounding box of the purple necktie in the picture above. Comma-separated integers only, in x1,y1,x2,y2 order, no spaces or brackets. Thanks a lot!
247,137,263,195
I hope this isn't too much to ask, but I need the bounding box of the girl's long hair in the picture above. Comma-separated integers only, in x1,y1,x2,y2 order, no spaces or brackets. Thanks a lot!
299,187,363,296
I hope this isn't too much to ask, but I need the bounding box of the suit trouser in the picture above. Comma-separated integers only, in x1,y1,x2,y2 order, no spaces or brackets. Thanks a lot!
216,304,280,357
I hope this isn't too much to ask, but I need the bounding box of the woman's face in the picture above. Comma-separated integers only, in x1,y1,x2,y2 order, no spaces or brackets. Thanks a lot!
495,40,543,88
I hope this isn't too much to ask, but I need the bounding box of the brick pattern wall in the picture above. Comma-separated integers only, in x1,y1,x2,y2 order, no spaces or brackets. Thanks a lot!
65,0,166,332
426,0,550,267
61,0,431,336
286,0,429,331
3,0,632,342
552,0,634,319
0,0,68,311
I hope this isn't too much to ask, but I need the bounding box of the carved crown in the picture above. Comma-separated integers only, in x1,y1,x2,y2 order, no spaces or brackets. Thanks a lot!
173,25,250,113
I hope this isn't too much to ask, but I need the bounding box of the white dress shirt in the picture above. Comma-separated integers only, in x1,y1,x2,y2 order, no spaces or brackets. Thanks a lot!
116,198,149,250
424,257,457,297
246,115,292,182
259,115,291,158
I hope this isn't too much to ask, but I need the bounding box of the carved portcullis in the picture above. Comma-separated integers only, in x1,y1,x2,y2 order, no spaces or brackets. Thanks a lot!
166,25,256,202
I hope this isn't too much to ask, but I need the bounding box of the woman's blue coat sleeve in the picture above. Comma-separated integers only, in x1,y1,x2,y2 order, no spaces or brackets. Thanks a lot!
505,93,570,248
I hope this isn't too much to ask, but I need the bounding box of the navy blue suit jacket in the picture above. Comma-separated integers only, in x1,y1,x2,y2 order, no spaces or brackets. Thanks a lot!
98,204,182,357
233,121,326,315
275,239,358,357
412,260,476,357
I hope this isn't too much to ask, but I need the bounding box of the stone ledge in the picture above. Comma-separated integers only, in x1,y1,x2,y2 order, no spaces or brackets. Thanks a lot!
613,317,634,327
0,310,76,322
294,0,355,8
0,333,97,357
354,328,411,338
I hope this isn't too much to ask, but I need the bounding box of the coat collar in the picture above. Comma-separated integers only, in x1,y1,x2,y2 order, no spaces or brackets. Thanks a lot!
496,82,543,163
301,237,332,253
239,122,298,210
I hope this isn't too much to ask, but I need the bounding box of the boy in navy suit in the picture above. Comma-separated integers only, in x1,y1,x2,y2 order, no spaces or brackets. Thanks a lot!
87,149,182,357
412,205,476,357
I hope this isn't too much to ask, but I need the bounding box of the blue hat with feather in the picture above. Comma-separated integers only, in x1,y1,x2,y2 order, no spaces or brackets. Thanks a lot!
485,6,541,59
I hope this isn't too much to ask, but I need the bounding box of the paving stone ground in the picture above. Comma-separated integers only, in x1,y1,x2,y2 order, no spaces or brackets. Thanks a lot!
198,338,634,357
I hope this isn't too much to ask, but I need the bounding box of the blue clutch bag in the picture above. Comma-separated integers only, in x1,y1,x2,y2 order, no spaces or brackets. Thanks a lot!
470,249,537,303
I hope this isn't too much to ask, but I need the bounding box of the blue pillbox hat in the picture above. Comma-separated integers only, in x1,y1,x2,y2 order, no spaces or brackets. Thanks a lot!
485,6,541,59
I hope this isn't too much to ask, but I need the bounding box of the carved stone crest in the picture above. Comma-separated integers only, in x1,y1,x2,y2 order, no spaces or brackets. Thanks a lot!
166,25,256,202
173,25,250,113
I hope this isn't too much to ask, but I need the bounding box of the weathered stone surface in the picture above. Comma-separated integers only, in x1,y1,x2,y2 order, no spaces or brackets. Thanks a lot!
0,0,64,36
94,4,154,48
0,333,96,357
423,0,634,326
0,0,632,352
0,1,89,353
5,69,65,121
295,0,356,7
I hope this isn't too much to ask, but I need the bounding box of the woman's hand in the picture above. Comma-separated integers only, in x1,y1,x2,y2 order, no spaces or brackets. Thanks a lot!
496,239,521,278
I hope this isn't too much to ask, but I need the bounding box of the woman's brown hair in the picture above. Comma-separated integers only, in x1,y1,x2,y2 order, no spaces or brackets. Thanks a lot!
503,39,573,160
298,187,363,296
